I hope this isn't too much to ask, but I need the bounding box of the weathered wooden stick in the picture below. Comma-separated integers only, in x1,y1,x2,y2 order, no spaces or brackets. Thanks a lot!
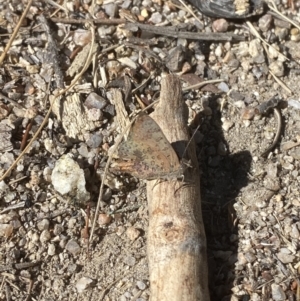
147,75,210,301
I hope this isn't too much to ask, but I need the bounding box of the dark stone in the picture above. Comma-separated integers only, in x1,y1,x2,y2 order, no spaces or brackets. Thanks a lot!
187,0,264,19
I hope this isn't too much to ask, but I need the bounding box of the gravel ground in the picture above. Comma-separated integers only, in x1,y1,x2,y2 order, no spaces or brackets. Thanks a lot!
1,0,300,300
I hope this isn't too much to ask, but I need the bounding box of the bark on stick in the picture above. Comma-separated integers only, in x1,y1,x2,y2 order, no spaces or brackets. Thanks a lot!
147,75,210,301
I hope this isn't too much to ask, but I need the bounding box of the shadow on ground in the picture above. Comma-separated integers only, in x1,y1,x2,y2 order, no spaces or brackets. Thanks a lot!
194,96,252,300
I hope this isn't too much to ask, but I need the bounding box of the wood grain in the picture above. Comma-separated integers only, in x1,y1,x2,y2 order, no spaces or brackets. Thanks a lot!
147,75,210,301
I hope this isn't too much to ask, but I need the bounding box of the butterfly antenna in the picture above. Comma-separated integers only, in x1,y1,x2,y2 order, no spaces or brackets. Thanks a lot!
181,124,201,160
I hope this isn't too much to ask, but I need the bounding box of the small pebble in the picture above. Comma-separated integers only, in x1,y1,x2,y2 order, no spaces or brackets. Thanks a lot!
290,28,300,41
53,224,64,236
40,230,51,243
52,278,64,291
258,14,273,32
227,58,239,69
251,293,260,301
37,219,50,231
217,82,229,92
149,12,162,24
103,3,117,17
243,119,251,128
31,232,40,243
215,45,223,57
51,155,90,203
178,9,187,19
268,44,280,59
85,132,103,148
121,0,131,8
252,53,265,64
119,295,127,301
0,181,9,193
0,224,13,237
141,8,148,18
98,26,115,38
73,29,92,46
136,281,147,290
10,219,22,229
271,283,286,301
65,239,81,256
266,163,278,178
281,162,294,170
288,99,300,110
212,18,228,32
291,170,298,178
228,90,245,101
67,263,77,274
43,167,52,182
44,279,52,288
177,38,188,48
291,224,300,238
0,211,18,223
274,18,291,29
116,226,125,236
123,255,136,266
98,213,112,225
274,27,288,40
68,218,77,229
126,227,141,241
78,143,89,158
76,277,93,293
269,61,284,77
264,129,275,141
241,60,250,72
85,92,108,110
249,39,263,58
292,199,300,206
244,251,256,263
222,119,234,132
48,244,56,256
234,100,246,109
277,252,295,263
222,51,235,63
124,291,132,298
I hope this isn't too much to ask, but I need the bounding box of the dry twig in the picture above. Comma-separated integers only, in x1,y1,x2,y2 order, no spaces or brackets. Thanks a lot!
268,0,300,31
182,78,224,91
125,22,245,41
178,0,203,25
50,17,126,25
0,0,33,65
246,21,289,62
269,70,292,95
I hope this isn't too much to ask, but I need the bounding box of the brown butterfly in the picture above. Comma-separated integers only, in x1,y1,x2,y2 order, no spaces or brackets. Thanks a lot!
112,113,184,180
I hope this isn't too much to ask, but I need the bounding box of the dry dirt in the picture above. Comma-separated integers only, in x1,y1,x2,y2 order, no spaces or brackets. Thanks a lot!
1,1,300,301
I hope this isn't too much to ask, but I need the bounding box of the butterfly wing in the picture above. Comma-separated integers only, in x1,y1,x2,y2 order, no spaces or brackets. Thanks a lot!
116,114,182,179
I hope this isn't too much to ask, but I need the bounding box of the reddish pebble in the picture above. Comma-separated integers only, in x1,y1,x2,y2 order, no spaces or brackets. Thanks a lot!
240,107,256,120
98,213,112,225
212,19,228,32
